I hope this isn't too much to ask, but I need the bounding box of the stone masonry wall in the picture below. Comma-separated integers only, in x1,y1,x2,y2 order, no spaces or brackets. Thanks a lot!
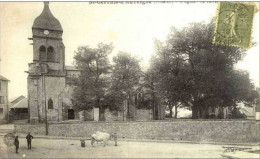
44,76,66,122
28,76,40,123
15,120,260,143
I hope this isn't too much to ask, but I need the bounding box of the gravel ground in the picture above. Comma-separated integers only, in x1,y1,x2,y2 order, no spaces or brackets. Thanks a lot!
0,136,231,158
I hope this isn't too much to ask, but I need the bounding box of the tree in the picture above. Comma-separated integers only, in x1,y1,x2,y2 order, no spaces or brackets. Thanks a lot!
108,52,142,111
150,39,191,118
142,65,170,120
142,68,158,119
72,43,113,121
151,20,259,119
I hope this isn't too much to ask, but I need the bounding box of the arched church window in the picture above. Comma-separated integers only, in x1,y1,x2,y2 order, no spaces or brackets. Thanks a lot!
48,98,53,109
47,46,55,61
39,46,46,60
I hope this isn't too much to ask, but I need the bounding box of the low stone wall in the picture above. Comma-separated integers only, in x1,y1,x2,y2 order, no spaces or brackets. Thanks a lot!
15,124,46,135
15,120,260,143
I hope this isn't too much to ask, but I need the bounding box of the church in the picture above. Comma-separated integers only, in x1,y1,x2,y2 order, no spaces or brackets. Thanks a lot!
27,2,165,123
27,2,80,123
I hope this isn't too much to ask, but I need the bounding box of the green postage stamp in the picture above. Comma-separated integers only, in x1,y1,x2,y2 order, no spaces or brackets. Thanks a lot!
213,2,255,48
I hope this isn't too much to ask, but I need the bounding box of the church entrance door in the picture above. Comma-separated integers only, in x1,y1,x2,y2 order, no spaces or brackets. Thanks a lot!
68,109,75,120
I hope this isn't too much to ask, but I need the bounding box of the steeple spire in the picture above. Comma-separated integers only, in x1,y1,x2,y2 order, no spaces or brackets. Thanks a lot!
43,1,50,12
32,1,63,31
44,1,49,7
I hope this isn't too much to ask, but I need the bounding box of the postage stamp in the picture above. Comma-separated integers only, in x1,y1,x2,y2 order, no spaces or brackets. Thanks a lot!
213,2,255,48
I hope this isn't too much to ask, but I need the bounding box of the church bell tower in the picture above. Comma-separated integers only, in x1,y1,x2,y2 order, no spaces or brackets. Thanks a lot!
32,2,65,72
28,2,66,123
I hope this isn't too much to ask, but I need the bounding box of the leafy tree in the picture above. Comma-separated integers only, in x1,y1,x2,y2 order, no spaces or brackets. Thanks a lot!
72,43,113,121
142,66,169,119
142,68,158,119
108,52,142,111
151,20,258,119
150,39,192,118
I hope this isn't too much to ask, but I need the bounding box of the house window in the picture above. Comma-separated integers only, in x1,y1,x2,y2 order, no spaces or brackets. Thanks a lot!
39,46,46,60
48,98,53,109
47,46,55,61
0,82,1,90
0,96,4,104
0,108,3,114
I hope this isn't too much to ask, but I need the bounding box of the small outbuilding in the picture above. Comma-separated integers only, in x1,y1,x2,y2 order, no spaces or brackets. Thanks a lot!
9,96,28,120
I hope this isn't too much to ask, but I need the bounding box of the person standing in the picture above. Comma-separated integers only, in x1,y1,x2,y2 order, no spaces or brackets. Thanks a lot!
14,136,19,153
113,133,117,146
26,132,34,150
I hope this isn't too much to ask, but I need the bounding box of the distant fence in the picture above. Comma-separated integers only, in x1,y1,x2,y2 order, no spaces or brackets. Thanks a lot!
15,120,260,143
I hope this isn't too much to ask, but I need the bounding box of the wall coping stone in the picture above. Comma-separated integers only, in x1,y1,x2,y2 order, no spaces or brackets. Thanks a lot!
15,119,260,125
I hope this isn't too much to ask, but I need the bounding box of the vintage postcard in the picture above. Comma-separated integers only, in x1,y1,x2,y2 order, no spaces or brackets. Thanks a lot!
0,1,259,158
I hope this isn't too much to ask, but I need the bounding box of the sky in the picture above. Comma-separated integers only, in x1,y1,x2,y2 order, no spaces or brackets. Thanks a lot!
0,2,259,100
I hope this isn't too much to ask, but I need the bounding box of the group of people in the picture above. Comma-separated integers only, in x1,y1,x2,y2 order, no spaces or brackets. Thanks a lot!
14,132,34,153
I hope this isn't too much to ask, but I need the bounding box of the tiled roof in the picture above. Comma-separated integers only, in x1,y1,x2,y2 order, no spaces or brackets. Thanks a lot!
0,75,9,81
10,97,28,109
10,95,26,104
